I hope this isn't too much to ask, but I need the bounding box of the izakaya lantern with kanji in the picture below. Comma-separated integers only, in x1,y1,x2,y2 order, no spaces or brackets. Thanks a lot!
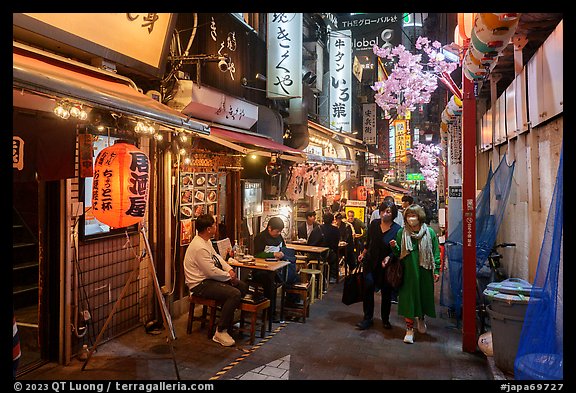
91,141,150,228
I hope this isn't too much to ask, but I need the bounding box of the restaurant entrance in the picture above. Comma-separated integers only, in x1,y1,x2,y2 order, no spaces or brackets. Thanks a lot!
13,178,61,375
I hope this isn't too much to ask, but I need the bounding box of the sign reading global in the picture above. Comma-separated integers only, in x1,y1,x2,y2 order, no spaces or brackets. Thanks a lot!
337,13,403,54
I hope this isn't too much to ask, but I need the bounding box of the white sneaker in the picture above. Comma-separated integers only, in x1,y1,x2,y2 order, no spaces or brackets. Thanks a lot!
417,317,427,334
403,328,414,344
212,330,235,347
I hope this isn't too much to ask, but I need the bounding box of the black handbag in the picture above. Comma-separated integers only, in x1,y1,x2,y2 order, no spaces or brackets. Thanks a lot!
385,255,403,289
341,264,364,305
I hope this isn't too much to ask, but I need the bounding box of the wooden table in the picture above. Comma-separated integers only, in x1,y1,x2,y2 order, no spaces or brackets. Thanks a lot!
286,243,330,292
228,258,290,330
287,243,329,255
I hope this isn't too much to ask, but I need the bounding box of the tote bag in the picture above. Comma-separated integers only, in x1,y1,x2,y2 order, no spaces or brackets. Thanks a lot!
342,264,364,305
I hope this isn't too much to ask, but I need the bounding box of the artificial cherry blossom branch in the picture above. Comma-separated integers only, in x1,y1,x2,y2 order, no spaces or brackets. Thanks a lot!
371,36,459,117
410,142,443,191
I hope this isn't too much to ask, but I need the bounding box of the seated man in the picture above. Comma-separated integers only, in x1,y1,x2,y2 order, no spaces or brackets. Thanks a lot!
184,214,249,347
253,217,300,306
297,210,322,244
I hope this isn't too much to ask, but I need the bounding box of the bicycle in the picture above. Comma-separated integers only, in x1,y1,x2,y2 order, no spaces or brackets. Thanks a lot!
475,242,516,335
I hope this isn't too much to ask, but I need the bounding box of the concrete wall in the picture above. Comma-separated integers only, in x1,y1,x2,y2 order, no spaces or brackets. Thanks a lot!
478,116,562,282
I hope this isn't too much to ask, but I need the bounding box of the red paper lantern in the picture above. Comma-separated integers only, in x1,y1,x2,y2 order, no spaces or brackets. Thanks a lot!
357,186,367,201
91,141,150,228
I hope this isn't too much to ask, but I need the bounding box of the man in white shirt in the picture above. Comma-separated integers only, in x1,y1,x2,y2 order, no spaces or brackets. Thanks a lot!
369,202,381,223
184,214,249,347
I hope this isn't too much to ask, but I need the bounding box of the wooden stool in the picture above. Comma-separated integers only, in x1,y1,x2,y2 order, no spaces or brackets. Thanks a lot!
295,255,309,272
239,298,270,344
300,268,322,301
187,295,223,338
283,281,311,322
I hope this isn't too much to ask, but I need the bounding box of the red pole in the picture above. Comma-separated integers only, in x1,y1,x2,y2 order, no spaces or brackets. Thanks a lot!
461,70,477,352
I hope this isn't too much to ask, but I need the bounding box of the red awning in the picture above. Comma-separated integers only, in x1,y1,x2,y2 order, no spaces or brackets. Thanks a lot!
208,127,305,162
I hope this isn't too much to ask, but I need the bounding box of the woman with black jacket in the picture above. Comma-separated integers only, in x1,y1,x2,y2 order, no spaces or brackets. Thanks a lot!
355,200,402,330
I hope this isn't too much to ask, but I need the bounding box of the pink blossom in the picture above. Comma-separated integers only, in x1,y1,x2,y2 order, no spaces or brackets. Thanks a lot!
372,36,459,117
410,142,442,191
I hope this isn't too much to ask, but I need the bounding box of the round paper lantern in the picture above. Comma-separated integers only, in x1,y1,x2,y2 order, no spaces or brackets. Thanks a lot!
441,108,456,124
472,13,519,54
91,141,150,228
481,13,520,30
469,43,499,68
356,185,367,201
447,95,462,117
457,13,477,41
463,50,488,80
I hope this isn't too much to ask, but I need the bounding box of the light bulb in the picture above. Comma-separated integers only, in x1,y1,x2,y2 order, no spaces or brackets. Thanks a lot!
70,106,80,118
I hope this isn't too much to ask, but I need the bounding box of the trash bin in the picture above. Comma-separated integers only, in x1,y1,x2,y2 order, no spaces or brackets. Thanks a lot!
483,278,532,375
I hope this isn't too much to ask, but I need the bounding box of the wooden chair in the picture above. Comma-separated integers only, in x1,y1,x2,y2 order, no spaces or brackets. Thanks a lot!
186,294,223,338
283,281,311,322
238,298,270,344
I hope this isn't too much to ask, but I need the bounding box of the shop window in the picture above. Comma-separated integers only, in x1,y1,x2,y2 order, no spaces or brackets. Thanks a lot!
80,134,139,240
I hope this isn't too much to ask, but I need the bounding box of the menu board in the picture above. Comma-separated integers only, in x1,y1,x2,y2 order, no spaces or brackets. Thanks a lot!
179,171,219,245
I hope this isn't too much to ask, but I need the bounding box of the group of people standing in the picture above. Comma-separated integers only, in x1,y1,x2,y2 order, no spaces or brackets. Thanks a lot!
182,193,440,347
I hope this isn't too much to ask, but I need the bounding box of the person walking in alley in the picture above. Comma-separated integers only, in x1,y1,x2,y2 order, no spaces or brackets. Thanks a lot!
371,195,405,227
347,209,367,261
399,195,413,225
356,201,402,330
313,212,341,283
334,212,356,271
183,214,249,347
390,204,441,344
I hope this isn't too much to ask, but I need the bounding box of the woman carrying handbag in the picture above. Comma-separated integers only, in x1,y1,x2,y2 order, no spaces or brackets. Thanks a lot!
355,200,401,330
390,204,441,344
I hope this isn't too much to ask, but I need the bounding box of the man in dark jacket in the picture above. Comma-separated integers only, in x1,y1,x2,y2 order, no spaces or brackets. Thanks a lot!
297,210,322,244
335,212,356,270
253,217,300,306
313,212,341,283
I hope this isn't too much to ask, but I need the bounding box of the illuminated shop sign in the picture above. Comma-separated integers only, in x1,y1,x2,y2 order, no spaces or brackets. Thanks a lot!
329,29,352,132
17,13,174,77
363,103,377,145
266,13,303,99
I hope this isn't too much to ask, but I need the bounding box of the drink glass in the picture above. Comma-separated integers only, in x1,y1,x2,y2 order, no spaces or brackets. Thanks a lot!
237,245,245,259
